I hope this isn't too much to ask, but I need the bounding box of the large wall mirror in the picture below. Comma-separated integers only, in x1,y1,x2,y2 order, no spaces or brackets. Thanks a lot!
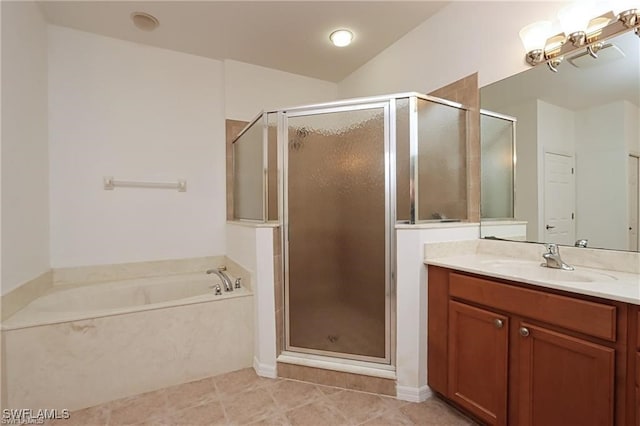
480,30,640,252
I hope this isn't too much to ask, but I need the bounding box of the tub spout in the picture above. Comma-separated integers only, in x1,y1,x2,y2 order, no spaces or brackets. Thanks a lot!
206,267,233,292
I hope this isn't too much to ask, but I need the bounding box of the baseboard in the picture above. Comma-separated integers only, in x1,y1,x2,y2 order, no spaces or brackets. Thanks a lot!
396,384,432,402
253,357,277,379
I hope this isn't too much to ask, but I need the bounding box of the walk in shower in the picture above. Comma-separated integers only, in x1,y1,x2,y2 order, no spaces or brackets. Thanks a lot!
232,93,468,365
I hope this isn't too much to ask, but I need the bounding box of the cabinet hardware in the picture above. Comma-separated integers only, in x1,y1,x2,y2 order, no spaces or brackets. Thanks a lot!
494,319,504,329
519,327,530,337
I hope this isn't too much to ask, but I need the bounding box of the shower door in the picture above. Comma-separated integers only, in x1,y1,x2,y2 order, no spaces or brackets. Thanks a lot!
283,102,392,364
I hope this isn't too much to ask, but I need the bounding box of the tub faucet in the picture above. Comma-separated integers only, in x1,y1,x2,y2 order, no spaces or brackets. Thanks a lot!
206,267,233,292
575,239,588,248
541,244,574,271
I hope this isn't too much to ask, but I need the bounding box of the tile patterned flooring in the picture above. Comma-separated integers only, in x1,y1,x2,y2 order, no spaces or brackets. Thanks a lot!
49,368,476,426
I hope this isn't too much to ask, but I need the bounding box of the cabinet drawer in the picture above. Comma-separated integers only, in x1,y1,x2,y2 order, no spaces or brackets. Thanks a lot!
449,273,617,341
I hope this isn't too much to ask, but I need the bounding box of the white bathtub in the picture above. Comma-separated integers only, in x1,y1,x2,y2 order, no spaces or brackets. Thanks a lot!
2,271,255,411
2,272,250,330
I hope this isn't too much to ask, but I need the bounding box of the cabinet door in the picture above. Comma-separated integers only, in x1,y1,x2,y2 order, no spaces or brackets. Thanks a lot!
517,322,615,426
636,352,639,426
448,301,508,425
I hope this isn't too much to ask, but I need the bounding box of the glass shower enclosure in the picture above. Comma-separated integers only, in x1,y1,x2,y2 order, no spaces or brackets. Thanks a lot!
232,93,468,365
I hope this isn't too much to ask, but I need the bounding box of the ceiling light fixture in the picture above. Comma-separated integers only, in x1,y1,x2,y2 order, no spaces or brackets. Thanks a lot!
519,0,640,72
330,29,354,47
131,12,160,32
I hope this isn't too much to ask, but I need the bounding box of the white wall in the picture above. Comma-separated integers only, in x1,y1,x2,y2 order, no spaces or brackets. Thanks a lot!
224,60,338,121
624,101,640,155
576,101,629,250
1,2,50,295
48,26,226,267
396,224,479,402
338,1,567,97
226,223,277,378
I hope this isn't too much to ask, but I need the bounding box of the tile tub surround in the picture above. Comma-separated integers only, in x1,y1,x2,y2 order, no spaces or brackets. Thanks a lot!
52,255,231,287
424,239,640,304
45,368,476,425
1,270,52,320
3,293,254,412
0,255,250,323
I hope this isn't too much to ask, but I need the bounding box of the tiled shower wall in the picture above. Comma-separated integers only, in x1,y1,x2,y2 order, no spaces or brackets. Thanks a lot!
428,73,481,222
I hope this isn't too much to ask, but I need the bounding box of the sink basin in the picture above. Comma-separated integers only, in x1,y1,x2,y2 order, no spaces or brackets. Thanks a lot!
479,259,618,283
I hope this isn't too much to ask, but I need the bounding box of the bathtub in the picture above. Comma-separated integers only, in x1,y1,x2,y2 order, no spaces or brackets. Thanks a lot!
2,271,254,411
2,272,250,330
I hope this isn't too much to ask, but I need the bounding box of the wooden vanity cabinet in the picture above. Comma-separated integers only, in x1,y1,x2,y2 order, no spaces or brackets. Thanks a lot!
447,301,508,425
635,310,639,425
428,265,633,426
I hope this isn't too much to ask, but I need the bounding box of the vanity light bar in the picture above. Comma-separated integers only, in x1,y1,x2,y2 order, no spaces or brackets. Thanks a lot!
520,5,640,72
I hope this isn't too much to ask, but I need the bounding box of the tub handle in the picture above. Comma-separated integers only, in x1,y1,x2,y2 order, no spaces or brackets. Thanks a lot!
235,278,242,289
210,284,222,295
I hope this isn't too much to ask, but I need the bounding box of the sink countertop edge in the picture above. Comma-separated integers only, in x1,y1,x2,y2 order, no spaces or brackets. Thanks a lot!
425,254,640,305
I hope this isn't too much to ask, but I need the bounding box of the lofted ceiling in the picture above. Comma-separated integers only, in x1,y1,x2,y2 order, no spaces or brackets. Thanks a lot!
38,1,448,82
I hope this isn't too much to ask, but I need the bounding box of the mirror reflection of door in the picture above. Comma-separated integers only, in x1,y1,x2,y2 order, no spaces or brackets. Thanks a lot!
629,155,639,251
543,152,575,245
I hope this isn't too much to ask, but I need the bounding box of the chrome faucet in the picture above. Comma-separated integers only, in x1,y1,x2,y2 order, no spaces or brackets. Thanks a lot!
206,267,233,292
575,239,588,248
541,244,574,271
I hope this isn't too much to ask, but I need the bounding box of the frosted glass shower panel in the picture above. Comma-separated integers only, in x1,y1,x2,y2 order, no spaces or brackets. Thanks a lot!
416,99,467,221
267,113,278,221
233,118,264,221
396,98,411,222
480,113,515,219
286,106,388,361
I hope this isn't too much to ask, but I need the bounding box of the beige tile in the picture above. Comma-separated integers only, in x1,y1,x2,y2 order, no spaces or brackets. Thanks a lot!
214,368,277,396
164,377,218,411
276,363,303,381
171,400,227,425
222,387,280,424
327,390,390,424
345,374,395,396
47,405,109,426
315,385,343,396
361,409,414,426
302,367,348,388
285,399,349,426
109,389,168,426
379,395,410,410
400,398,474,426
269,380,324,411
248,413,291,426
133,416,179,426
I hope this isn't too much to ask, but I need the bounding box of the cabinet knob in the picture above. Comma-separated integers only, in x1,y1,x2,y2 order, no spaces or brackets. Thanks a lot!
519,327,530,337
494,319,504,329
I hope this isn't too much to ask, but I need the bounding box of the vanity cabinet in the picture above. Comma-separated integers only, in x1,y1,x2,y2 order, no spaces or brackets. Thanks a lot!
636,311,639,425
428,266,633,426
448,301,508,425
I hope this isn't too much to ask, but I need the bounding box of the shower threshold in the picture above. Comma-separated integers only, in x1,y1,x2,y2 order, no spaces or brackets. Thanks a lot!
277,351,396,380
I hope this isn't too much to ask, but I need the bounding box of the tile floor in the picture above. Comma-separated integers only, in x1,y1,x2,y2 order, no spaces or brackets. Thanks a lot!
49,368,476,426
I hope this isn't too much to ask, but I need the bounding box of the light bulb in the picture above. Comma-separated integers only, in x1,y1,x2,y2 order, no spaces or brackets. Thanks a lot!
519,21,553,52
329,30,354,47
558,0,595,35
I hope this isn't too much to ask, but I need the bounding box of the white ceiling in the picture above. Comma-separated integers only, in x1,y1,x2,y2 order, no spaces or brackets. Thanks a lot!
38,1,448,82
481,31,640,112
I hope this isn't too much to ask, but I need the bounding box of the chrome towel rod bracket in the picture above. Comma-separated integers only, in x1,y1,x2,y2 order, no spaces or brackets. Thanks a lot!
103,176,187,192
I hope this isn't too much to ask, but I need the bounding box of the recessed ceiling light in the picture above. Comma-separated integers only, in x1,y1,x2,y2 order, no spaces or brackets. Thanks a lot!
131,12,159,31
329,29,353,47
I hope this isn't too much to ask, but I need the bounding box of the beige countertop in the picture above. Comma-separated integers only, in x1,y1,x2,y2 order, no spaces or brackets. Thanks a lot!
424,240,640,305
